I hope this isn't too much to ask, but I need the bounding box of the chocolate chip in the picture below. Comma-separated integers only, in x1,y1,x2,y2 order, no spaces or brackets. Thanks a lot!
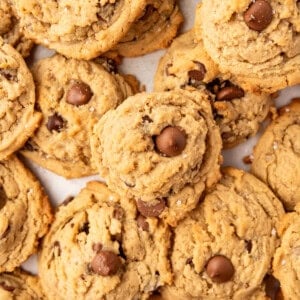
79,222,89,234
154,126,187,157
245,240,252,252
0,283,15,292
165,63,175,77
264,274,282,300
47,113,64,132
91,250,121,276
137,215,149,231
113,207,124,220
140,5,155,21
186,257,194,268
188,62,206,82
216,86,245,101
136,199,166,217
66,81,93,106
244,0,273,31
0,187,7,210
142,115,153,123
206,255,235,283
92,243,103,252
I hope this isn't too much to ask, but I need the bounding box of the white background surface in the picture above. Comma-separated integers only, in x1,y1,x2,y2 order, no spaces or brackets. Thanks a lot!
21,0,300,275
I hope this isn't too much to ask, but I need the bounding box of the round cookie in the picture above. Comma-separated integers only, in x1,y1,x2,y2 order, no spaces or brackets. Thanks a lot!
154,30,274,148
0,0,34,57
14,0,148,59
161,168,284,300
251,99,300,211
109,0,183,57
0,155,52,272
91,90,222,225
39,181,172,300
0,269,45,299
196,0,300,93
0,38,41,160
20,54,135,178
273,205,300,300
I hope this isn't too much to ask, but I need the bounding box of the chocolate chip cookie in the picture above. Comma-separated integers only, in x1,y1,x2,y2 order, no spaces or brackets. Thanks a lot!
196,0,300,93
154,30,273,148
14,0,148,59
39,181,172,300
20,54,135,178
0,0,34,57
251,99,300,211
0,269,45,299
0,155,52,272
0,37,41,160
109,0,183,57
91,90,222,225
273,205,300,300
161,168,284,300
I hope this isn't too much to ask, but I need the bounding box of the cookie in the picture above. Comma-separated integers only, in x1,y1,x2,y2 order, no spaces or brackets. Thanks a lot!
0,269,45,299
91,90,222,225
108,0,183,57
0,155,52,272
0,0,33,57
196,0,300,93
14,0,148,59
154,30,274,148
161,168,284,300
272,205,300,300
251,99,300,211
20,54,135,178
39,181,172,300
0,38,41,160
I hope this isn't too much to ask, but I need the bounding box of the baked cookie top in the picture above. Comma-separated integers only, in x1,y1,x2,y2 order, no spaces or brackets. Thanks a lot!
14,0,148,59
91,90,222,225
273,205,300,300
0,156,52,272
20,54,134,178
196,0,300,93
0,0,34,57
39,181,172,300
109,0,183,57
251,98,300,210
0,38,41,160
0,269,45,299
161,168,284,300
154,30,273,148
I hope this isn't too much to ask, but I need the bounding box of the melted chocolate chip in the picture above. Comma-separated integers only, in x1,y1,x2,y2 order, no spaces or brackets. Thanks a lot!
264,274,282,300
216,86,245,101
66,81,93,106
154,126,187,157
79,222,89,234
142,115,153,123
246,240,252,252
47,113,64,132
206,255,235,283
0,187,7,210
136,199,166,217
244,0,273,31
137,215,149,231
91,251,121,276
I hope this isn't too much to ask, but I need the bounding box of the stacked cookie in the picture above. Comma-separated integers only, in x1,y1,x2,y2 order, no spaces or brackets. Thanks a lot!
0,0,300,299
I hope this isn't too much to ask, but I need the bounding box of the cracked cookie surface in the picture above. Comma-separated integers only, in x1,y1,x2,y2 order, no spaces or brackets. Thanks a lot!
273,205,300,300
196,0,300,93
251,99,300,210
39,181,172,300
0,38,41,160
0,156,52,272
108,0,183,57
154,30,273,148
20,54,134,178
161,168,284,300
0,269,45,299
14,0,148,59
91,90,222,225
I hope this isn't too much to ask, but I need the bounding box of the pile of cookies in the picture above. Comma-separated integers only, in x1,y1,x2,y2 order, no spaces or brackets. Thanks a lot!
0,0,299,299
